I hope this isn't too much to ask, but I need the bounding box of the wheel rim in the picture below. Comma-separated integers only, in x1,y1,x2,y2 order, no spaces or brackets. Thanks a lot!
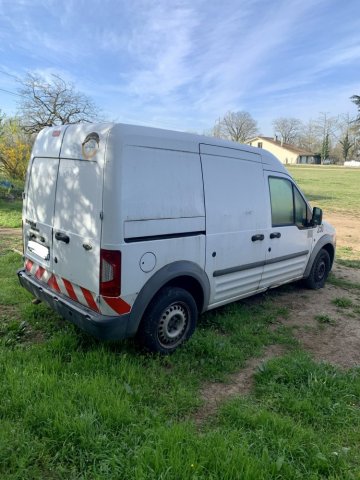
315,259,326,282
157,301,190,348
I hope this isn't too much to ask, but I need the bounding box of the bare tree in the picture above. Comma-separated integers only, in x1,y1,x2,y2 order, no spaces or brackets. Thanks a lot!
298,119,321,153
350,95,360,148
272,117,302,145
212,111,258,143
17,73,101,134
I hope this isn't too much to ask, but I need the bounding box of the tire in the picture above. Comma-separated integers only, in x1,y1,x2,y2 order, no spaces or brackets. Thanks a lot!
305,249,331,290
137,287,198,354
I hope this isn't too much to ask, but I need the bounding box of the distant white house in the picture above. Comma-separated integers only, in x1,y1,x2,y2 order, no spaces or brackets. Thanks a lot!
344,160,360,167
246,136,321,165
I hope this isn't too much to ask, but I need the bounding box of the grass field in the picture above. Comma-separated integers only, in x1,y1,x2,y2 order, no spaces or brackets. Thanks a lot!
288,165,360,215
1,167,360,478
0,198,22,228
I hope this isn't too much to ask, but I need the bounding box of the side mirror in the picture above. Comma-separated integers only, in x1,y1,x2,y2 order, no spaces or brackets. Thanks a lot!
311,207,323,226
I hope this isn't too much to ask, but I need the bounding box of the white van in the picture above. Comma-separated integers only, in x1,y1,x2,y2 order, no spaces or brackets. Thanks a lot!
18,123,336,353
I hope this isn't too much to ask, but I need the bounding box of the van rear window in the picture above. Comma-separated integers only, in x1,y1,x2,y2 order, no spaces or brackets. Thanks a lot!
26,157,58,225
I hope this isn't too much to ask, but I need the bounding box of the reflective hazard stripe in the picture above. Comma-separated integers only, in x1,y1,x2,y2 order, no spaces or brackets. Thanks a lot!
81,287,100,312
103,296,131,315
62,278,78,302
35,266,45,280
48,274,61,292
24,259,131,316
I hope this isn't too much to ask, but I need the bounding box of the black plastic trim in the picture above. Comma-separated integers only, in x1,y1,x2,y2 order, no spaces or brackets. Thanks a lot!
265,250,309,265
17,269,130,340
124,230,205,243
214,260,265,277
213,250,309,277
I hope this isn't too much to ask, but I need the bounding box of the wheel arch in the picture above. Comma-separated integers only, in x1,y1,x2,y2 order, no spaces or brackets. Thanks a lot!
303,234,335,279
126,261,210,337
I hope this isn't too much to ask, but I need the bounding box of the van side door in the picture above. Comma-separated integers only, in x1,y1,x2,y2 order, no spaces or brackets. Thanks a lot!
260,172,313,288
200,144,267,308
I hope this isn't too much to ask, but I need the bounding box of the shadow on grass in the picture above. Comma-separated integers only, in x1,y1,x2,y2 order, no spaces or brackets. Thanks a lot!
305,193,331,202
336,258,360,269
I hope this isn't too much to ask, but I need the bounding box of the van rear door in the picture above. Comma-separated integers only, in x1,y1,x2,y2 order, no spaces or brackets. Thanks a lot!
24,126,67,272
52,124,111,296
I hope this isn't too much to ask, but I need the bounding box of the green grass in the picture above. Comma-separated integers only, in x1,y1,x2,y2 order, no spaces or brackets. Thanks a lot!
216,353,360,479
332,297,353,309
287,165,360,214
1,248,360,478
315,314,335,325
0,198,22,227
1,170,360,478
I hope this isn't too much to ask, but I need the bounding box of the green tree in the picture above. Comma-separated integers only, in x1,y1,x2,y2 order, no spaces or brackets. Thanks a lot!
339,131,354,162
0,117,32,180
351,95,360,119
321,133,330,162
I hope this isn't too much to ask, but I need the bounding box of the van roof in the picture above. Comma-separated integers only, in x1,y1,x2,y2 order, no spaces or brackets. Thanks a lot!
107,123,288,173
40,122,288,174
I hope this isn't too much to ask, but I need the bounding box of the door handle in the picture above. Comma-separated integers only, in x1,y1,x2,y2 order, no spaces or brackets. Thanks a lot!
251,234,265,242
270,232,281,239
55,231,70,244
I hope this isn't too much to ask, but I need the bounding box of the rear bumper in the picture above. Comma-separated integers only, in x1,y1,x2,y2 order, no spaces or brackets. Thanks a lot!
17,269,130,341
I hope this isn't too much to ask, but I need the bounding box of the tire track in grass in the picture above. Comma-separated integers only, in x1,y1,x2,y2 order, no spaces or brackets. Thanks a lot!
193,344,287,426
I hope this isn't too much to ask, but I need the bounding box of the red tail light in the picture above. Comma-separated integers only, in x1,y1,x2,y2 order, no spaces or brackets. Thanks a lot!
100,249,121,297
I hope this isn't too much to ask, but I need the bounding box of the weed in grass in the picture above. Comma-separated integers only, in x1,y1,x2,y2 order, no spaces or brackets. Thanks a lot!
332,297,353,308
314,314,336,325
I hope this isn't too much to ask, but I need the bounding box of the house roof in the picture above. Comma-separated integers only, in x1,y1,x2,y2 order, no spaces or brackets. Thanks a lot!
248,136,317,157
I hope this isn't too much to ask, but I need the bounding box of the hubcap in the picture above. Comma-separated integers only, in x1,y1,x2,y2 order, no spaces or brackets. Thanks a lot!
157,302,189,348
316,259,326,281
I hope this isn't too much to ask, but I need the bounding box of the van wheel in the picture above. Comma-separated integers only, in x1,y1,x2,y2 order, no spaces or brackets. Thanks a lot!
305,249,331,289
138,287,197,354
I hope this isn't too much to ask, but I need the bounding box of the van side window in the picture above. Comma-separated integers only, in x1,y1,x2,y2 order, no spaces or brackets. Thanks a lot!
294,186,308,227
269,177,310,228
269,177,293,226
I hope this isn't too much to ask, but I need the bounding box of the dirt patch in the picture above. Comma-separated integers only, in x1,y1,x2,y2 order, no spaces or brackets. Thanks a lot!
0,227,22,236
325,212,360,256
0,304,22,320
194,344,286,425
194,264,360,425
0,228,23,254
270,266,360,369
332,263,360,285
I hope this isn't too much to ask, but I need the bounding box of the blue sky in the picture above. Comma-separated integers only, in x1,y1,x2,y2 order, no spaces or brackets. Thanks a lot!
0,0,359,134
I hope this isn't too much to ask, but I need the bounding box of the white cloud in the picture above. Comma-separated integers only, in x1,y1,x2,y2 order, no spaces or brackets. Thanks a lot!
0,0,359,133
